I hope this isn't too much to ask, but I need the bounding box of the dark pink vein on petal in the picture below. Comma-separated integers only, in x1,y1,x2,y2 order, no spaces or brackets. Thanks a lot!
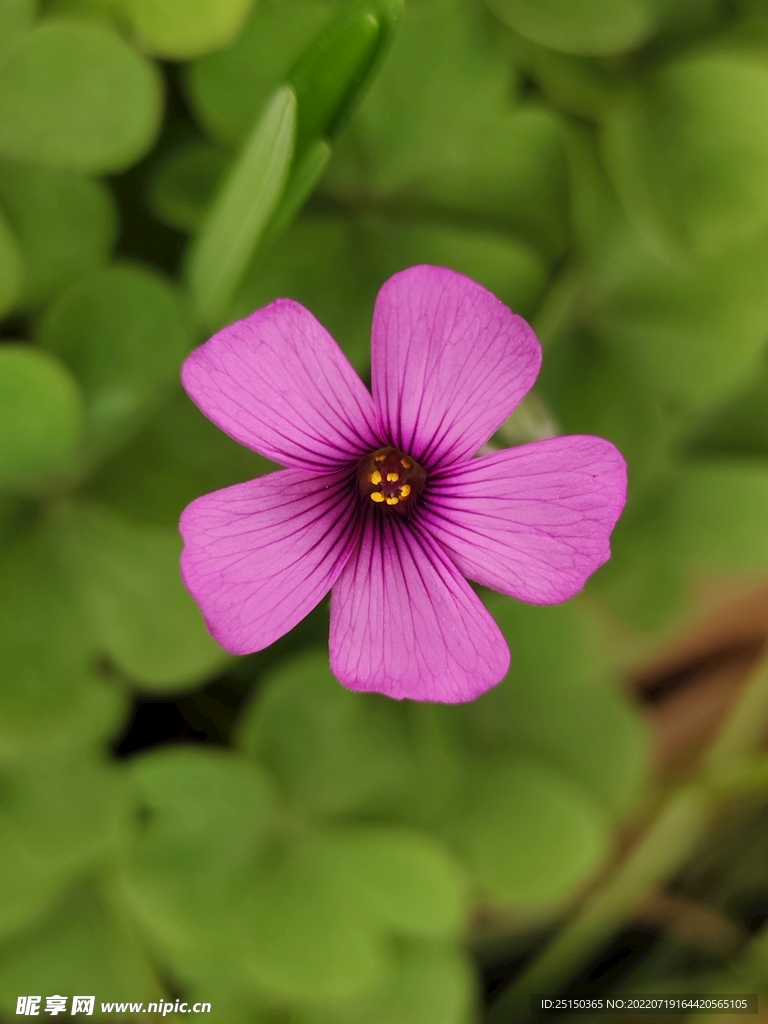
371,267,542,470
423,436,628,604
182,299,379,472
329,509,510,702
180,467,361,654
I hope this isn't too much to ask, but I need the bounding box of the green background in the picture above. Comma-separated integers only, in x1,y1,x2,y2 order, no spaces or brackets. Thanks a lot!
2,0,768,1018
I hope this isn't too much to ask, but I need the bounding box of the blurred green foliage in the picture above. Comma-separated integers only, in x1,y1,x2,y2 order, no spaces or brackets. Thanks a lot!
2,0,768,1017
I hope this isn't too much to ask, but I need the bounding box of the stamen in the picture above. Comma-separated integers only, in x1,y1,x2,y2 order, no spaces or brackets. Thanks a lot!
357,447,426,512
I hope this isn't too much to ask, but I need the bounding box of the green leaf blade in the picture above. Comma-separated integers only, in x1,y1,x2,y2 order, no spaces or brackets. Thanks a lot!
40,264,191,462
120,0,256,60
447,760,611,907
187,85,296,331
0,21,162,173
0,204,24,318
325,828,469,939
0,160,117,309
485,0,655,55
71,502,228,690
0,345,83,492
237,649,411,818
602,52,768,259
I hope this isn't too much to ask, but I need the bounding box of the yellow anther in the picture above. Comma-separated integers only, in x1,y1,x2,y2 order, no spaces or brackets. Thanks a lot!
400,457,411,468
370,491,385,503
374,454,386,462
370,470,382,485
386,496,399,505
399,484,411,498
386,472,399,482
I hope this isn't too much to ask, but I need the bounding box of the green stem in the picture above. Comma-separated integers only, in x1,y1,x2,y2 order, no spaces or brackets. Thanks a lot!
490,645,768,1022
531,262,584,348
703,646,768,778
487,786,710,1022
705,756,768,798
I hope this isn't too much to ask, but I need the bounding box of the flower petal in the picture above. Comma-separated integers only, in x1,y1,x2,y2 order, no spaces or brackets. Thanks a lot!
424,436,627,604
329,515,510,703
180,469,360,655
182,300,379,471
371,265,541,468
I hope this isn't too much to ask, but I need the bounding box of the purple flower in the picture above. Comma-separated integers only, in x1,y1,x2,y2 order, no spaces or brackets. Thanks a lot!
180,266,626,703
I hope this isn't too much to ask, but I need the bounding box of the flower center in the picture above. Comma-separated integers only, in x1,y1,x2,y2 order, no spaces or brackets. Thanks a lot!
357,447,426,510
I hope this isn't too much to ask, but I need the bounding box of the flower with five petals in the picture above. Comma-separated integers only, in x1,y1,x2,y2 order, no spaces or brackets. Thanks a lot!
180,266,626,702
